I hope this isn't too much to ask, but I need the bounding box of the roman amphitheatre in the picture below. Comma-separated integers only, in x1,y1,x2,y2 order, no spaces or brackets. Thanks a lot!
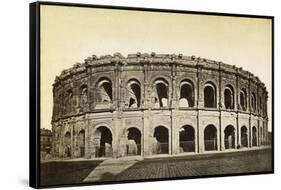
51,52,269,159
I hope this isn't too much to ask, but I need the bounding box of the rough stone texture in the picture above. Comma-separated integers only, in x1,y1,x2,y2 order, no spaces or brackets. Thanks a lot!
51,53,269,159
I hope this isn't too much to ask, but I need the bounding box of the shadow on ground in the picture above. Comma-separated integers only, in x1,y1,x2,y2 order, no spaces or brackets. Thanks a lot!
40,160,103,186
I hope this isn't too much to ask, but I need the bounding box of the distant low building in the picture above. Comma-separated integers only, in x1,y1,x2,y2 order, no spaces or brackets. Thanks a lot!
41,128,52,154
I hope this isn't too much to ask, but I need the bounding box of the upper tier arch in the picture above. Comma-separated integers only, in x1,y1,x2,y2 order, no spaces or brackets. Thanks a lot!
52,53,268,121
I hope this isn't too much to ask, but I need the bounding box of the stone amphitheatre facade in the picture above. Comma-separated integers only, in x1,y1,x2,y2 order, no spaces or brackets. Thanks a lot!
51,52,269,159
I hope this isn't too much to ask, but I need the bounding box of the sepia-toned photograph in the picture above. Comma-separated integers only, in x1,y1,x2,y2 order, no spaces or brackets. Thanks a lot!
33,2,273,188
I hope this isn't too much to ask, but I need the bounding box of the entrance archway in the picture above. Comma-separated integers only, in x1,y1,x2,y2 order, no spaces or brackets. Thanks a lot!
252,126,257,147
204,125,217,151
179,125,195,152
224,125,235,149
241,126,248,147
78,130,85,157
94,126,113,157
64,132,71,157
126,127,141,156
153,126,169,154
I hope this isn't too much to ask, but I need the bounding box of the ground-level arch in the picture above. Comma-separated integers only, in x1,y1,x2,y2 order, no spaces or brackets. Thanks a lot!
64,132,71,157
153,126,169,154
78,129,85,157
204,125,218,151
252,126,257,147
224,125,235,149
179,125,195,153
241,126,248,148
93,126,113,157
126,127,142,156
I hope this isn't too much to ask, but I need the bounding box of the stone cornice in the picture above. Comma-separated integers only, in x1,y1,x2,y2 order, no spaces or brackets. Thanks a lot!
52,52,268,95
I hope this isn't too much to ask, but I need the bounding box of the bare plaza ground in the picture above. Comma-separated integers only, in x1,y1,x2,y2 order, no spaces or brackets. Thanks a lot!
40,148,272,186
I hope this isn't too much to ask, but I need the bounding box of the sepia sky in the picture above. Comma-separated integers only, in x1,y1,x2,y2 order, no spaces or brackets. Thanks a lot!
40,5,272,131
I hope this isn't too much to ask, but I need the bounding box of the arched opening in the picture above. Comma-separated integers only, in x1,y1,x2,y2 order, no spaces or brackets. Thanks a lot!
65,89,73,113
179,125,195,152
126,127,141,156
59,93,64,116
252,126,257,147
240,89,247,111
241,126,248,147
204,82,216,108
224,85,234,109
179,80,194,107
55,133,60,155
153,126,169,154
78,130,85,157
224,125,235,149
154,79,169,108
251,93,256,112
94,126,113,157
260,127,263,145
127,80,141,108
258,95,262,113
80,84,88,106
67,89,73,99
204,125,217,151
64,132,71,157
97,78,112,103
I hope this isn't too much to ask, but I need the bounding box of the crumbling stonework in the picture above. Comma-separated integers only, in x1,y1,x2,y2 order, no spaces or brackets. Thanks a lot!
51,53,269,159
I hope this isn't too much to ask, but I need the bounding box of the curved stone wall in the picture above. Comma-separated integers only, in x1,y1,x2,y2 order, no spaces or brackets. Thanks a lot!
51,53,269,159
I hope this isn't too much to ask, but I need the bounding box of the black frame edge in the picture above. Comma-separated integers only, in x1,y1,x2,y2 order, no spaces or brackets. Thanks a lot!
29,1,40,189
271,16,274,173
37,0,274,19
